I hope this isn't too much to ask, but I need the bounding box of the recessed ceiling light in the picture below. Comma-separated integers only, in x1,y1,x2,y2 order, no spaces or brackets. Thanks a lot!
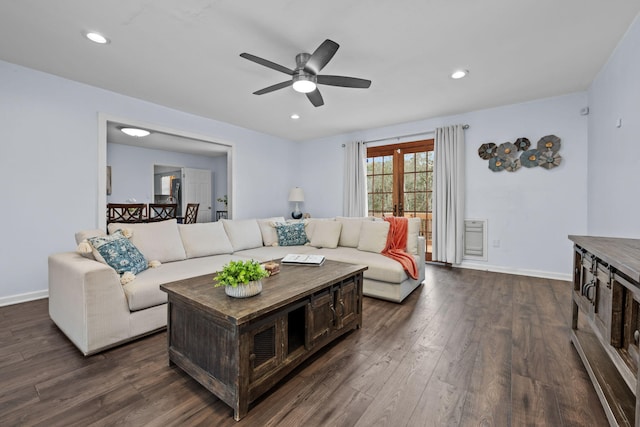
85,31,109,44
290,114,300,120
120,127,150,137
451,69,468,79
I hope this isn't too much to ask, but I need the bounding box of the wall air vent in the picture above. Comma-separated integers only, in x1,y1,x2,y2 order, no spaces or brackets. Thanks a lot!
463,219,487,261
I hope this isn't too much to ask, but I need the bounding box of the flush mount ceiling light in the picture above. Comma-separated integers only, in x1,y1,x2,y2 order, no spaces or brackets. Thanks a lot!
451,69,469,79
290,114,300,120
84,31,109,44
120,127,150,137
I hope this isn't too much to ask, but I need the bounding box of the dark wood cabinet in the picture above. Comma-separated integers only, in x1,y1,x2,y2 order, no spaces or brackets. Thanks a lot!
161,260,366,421
570,236,640,427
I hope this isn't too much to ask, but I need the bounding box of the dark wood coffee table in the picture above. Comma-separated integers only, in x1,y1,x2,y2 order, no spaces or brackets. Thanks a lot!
160,259,367,420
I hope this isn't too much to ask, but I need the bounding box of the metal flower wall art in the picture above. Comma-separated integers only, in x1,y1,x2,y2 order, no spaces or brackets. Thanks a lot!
478,135,562,172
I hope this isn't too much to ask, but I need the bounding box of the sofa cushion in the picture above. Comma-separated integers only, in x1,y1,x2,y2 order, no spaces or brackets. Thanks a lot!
274,222,308,246
221,219,263,251
336,216,374,248
122,254,244,311
108,219,186,263
257,216,285,246
312,247,412,284
87,230,148,275
357,221,390,253
304,218,334,242
178,222,233,258
309,221,342,249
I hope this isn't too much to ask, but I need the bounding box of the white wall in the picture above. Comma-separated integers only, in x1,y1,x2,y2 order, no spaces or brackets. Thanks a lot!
587,15,640,237
0,60,296,304
297,93,589,279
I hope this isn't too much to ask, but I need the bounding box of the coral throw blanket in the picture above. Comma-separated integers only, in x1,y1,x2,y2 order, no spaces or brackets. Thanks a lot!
382,217,419,280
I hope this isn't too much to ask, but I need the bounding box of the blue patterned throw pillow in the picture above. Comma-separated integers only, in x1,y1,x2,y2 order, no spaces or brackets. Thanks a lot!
87,230,148,275
274,222,308,246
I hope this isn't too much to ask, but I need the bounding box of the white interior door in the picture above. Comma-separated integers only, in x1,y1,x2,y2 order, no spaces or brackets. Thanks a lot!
182,167,212,222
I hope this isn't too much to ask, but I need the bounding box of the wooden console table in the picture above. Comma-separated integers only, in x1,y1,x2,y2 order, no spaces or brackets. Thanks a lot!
160,260,367,420
569,235,640,426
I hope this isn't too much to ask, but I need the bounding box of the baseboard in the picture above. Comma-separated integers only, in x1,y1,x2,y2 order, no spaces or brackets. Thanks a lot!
0,289,48,307
456,262,571,282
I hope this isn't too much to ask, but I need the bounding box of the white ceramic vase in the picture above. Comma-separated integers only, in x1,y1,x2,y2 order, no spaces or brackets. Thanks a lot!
224,280,262,298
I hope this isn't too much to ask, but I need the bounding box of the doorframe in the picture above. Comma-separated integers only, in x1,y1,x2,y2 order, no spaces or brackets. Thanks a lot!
98,113,235,230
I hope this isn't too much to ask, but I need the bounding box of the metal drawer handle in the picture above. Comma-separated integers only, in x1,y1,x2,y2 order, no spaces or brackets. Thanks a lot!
634,330,639,344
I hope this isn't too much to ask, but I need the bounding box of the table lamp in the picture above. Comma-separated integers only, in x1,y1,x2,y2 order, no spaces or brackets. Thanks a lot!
288,187,304,219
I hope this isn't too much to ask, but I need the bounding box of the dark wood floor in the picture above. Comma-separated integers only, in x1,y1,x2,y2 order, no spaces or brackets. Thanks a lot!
0,266,607,426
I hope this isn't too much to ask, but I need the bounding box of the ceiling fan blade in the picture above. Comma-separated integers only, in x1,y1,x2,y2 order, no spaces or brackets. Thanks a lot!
317,75,372,89
304,39,339,75
240,53,294,75
306,89,324,107
253,81,292,95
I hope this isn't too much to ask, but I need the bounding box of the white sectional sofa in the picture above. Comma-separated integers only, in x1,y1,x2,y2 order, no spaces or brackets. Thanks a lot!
48,217,425,355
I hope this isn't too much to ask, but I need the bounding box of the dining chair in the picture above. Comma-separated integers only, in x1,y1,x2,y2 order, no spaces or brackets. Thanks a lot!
107,203,146,224
184,203,199,224
148,203,177,222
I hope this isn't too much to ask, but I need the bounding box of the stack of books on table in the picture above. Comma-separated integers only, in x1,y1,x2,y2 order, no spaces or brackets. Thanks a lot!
281,254,326,266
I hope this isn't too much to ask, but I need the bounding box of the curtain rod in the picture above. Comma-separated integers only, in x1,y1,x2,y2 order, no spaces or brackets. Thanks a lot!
340,124,469,147
362,124,469,145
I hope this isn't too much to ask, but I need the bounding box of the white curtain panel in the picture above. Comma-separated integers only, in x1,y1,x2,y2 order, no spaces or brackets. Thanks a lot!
433,125,465,264
343,141,368,217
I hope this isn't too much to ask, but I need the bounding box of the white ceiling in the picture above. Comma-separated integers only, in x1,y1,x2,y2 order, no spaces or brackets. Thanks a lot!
1,1,639,142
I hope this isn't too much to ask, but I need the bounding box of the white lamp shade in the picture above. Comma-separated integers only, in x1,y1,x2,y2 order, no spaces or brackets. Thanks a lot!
288,187,305,202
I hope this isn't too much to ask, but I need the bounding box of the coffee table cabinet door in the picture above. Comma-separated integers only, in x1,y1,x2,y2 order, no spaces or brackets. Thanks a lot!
336,280,358,330
307,290,335,347
248,319,282,381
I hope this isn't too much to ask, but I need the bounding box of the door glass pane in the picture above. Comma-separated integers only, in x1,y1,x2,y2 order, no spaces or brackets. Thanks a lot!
373,176,382,192
383,174,393,192
404,193,415,211
373,193,383,212
383,155,393,173
404,173,415,191
383,193,393,216
404,153,415,172
416,152,427,172
416,192,426,212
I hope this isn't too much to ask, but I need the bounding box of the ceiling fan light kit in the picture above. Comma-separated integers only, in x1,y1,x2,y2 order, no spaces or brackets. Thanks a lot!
292,73,317,93
240,39,371,107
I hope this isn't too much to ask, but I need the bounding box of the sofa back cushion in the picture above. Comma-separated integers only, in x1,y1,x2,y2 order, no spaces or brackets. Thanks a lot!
178,222,234,258
357,221,390,253
221,219,263,251
304,218,334,242
107,219,187,263
309,221,342,249
257,216,286,246
336,216,374,248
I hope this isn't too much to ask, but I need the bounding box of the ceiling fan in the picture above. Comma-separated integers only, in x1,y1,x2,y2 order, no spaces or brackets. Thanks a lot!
240,39,372,107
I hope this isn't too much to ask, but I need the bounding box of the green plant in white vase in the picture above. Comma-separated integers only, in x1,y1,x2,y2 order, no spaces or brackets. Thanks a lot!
214,259,269,298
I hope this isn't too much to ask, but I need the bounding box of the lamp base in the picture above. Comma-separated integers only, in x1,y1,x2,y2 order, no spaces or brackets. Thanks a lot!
291,211,303,220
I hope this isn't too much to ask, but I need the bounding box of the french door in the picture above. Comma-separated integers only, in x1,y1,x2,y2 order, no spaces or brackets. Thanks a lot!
366,140,434,260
